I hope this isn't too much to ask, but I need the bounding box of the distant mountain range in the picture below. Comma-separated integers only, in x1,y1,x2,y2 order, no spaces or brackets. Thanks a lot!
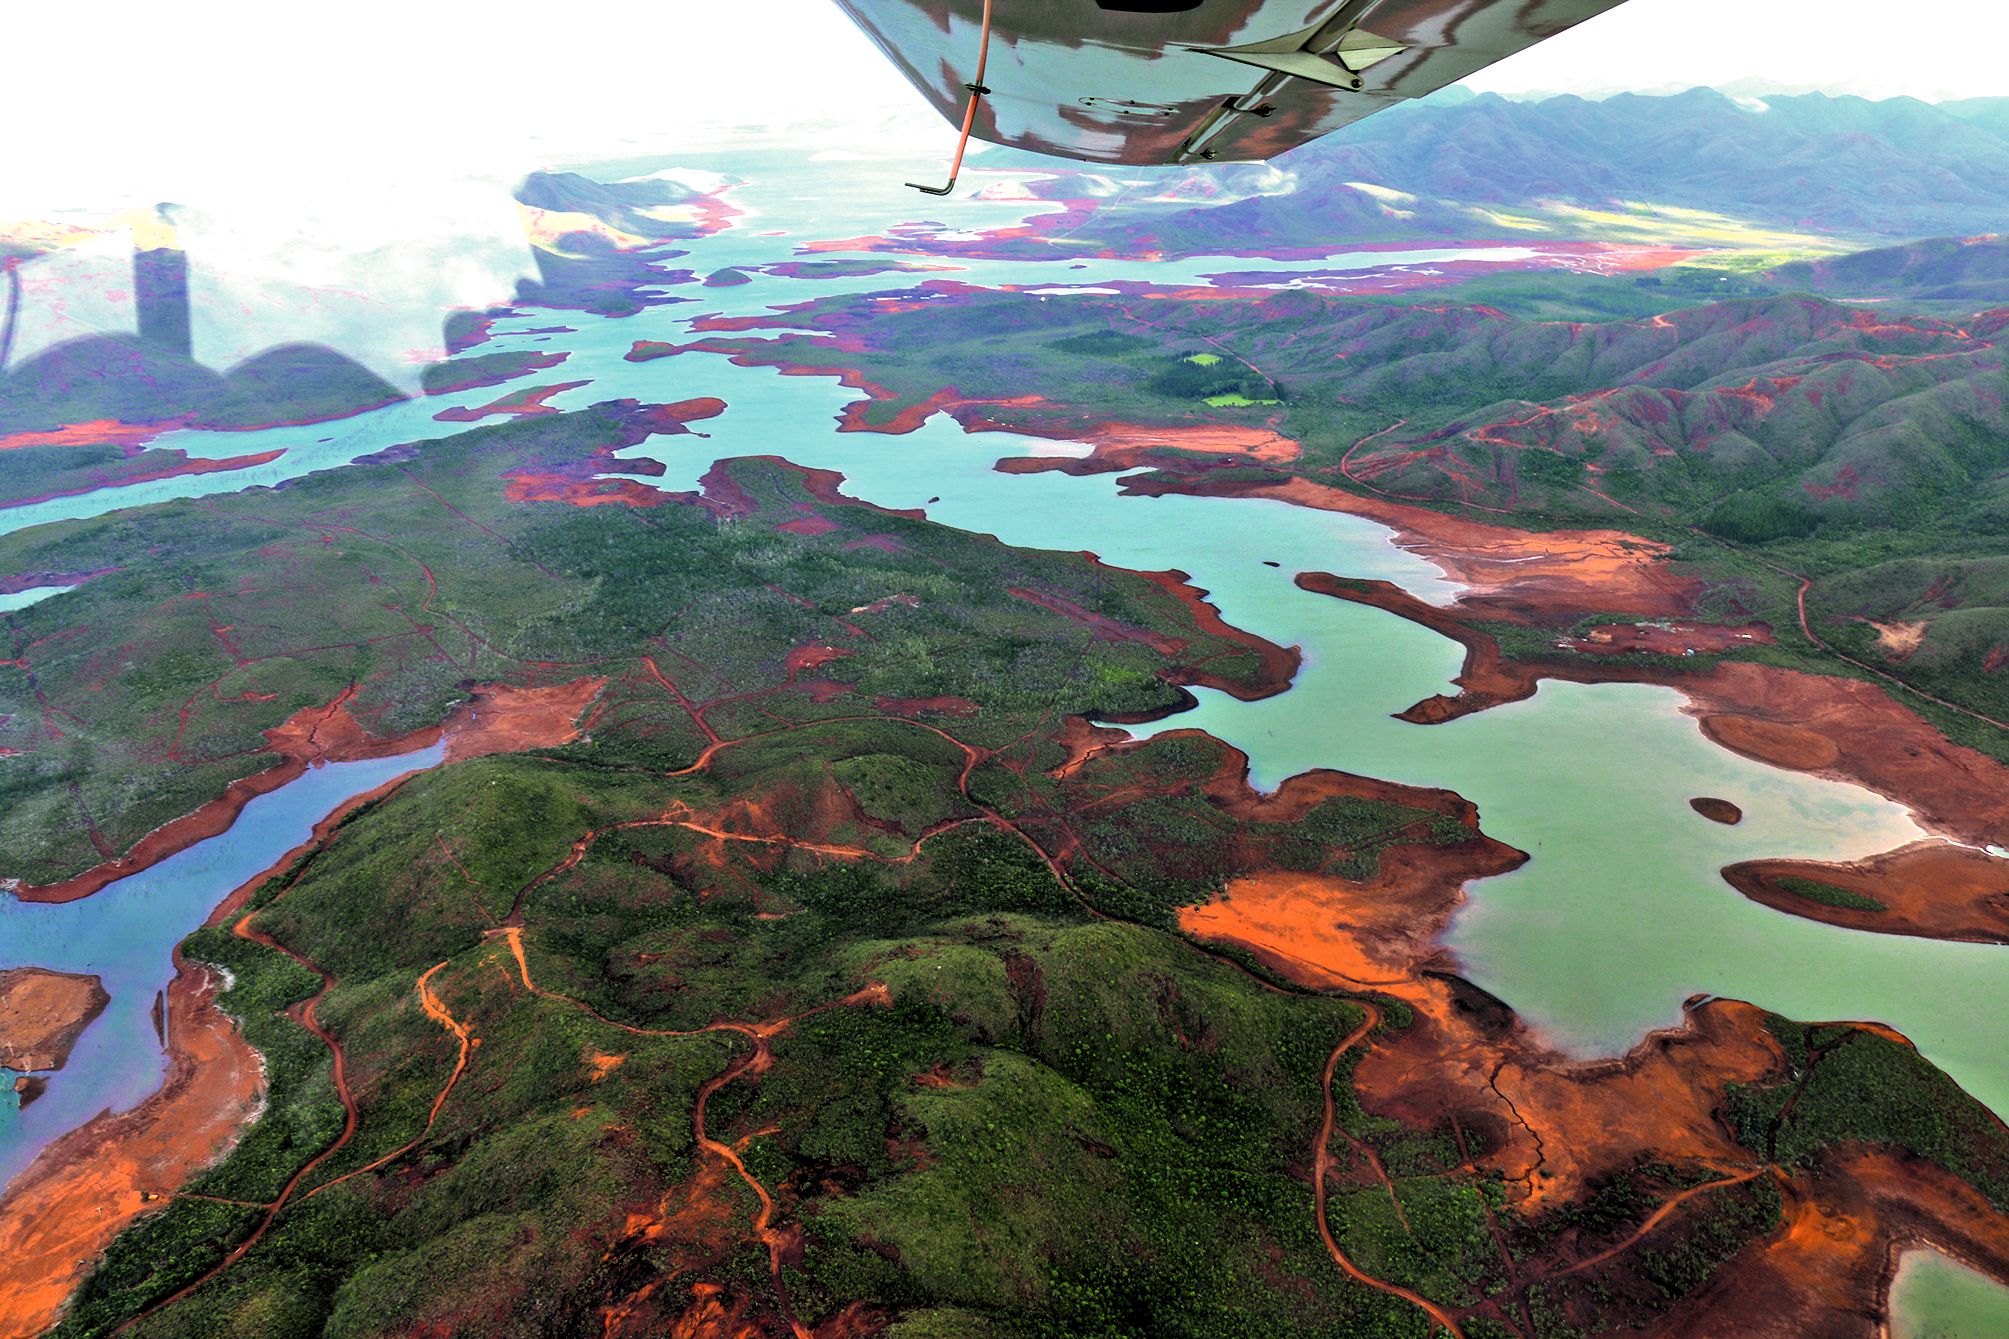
1001,89,2009,254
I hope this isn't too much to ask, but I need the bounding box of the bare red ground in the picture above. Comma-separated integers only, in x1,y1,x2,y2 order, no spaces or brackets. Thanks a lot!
1292,572,2009,852
1148,474,1698,621
1690,797,1744,825
0,419,169,452
1723,842,2009,944
0,969,109,1072
1006,586,1183,655
985,409,1301,467
1564,621,1773,656
0,957,262,1339
869,695,978,718
1174,822,2009,1335
16,677,606,905
1127,566,1299,703
1685,662,2009,849
1655,1150,2009,1339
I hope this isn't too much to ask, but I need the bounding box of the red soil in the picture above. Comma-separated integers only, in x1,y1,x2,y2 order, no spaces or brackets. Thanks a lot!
1128,566,1299,703
1006,586,1182,655
1654,1150,2009,1339
1689,797,1744,825
870,694,979,718
0,419,168,452
1563,621,1772,656
0,957,262,1339
0,969,109,1072
1145,473,1697,622
15,676,606,905
984,406,1301,467
0,678,603,1331
1294,571,2009,854
1723,842,2009,944
1172,825,2007,1335
1685,662,2009,849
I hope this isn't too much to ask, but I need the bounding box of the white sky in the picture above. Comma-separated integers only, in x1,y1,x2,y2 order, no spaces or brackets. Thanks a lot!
3,0,2000,214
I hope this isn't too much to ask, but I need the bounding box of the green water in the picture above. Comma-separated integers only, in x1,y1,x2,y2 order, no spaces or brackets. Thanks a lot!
1892,1250,2009,1339
615,347,2007,1119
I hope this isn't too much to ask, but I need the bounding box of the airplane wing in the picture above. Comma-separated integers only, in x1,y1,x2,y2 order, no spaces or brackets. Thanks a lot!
831,0,1630,167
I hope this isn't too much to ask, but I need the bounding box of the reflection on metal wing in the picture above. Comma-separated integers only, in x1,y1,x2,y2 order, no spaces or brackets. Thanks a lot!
831,0,1630,166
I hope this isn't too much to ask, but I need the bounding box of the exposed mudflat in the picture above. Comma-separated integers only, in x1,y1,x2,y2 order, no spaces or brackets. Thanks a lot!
0,959,262,1339
1724,843,2009,944
0,970,108,1073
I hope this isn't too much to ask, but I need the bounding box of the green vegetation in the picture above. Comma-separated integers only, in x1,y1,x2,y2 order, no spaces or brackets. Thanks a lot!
744,281,2009,756
0,404,1269,885
19,397,1518,1337
1728,1018,2009,1211
1773,874,1886,913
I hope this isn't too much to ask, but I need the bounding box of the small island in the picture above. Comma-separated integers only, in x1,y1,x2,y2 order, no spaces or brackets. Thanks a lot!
1690,796,1744,825
1,968,110,1105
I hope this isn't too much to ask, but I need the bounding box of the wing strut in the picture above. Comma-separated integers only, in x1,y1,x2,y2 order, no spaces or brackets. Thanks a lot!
906,0,994,195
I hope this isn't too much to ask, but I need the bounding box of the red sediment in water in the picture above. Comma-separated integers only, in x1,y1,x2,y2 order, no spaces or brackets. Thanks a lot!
432,380,591,423
14,677,606,906
0,957,262,1339
1724,842,2009,944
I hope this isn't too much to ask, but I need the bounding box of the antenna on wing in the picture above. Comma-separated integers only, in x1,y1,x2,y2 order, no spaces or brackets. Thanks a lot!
906,0,994,196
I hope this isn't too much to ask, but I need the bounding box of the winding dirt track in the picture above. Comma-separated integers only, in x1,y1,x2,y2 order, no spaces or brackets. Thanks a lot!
1313,1005,1468,1339
1558,1167,1763,1278
495,924,888,1338
117,929,472,1333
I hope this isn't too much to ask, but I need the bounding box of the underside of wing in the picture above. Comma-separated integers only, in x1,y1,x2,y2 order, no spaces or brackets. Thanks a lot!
831,0,1630,166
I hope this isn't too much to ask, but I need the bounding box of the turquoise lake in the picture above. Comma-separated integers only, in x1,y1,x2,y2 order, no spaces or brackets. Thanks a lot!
1,160,2001,1326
